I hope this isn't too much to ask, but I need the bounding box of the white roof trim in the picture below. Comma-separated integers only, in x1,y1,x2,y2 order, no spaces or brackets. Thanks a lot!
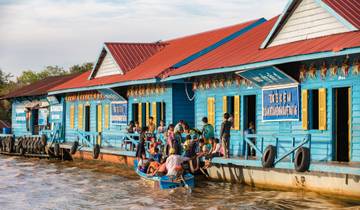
260,0,357,49
88,44,124,80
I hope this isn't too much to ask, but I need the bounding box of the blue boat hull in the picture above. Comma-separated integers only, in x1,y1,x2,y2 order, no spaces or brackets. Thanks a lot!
134,160,195,190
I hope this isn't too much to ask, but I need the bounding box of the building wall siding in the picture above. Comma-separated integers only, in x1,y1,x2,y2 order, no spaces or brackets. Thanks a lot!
269,0,350,47
193,61,360,161
95,52,122,78
172,83,195,127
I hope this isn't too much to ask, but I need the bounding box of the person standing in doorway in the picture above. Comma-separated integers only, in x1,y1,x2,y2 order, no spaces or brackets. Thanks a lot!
220,113,232,159
244,121,256,156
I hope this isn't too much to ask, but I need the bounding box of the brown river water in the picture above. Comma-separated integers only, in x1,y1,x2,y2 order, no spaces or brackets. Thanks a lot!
0,155,359,210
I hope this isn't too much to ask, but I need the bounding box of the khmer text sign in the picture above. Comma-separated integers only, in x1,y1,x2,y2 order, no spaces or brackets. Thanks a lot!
262,86,300,121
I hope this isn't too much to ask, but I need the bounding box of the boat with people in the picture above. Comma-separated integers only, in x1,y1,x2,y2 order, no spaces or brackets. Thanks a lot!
134,159,195,190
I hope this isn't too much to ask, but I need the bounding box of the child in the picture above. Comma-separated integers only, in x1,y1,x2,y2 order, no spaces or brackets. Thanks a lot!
136,129,147,162
166,124,175,155
152,157,167,176
148,116,156,134
134,121,141,133
157,120,166,134
152,147,162,163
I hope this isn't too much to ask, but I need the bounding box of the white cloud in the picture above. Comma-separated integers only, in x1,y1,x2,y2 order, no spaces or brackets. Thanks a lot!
0,0,288,76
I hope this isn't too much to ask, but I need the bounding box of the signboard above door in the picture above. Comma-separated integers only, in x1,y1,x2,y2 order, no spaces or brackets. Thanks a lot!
236,66,298,88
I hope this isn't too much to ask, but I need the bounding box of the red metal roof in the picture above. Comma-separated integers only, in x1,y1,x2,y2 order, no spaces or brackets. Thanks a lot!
167,16,360,77
323,0,360,29
51,19,261,92
104,42,166,73
2,74,80,99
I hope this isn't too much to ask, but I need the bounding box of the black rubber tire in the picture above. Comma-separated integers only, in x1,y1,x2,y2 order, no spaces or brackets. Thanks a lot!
294,147,311,172
19,146,25,156
262,145,277,168
54,143,60,157
70,141,79,155
8,137,15,153
93,144,100,159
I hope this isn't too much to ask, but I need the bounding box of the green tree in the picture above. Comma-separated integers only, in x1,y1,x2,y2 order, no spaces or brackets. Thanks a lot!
69,62,93,74
16,65,67,85
0,69,13,121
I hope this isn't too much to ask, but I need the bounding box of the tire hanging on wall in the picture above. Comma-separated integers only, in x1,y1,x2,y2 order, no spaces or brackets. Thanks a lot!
93,144,100,159
8,137,15,153
294,147,310,172
54,143,60,157
262,145,277,168
70,141,79,155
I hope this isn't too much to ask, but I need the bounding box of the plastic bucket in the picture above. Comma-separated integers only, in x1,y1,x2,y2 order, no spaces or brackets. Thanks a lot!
3,128,11,134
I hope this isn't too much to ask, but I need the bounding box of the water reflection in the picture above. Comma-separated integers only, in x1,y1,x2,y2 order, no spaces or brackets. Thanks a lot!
0,156,359,210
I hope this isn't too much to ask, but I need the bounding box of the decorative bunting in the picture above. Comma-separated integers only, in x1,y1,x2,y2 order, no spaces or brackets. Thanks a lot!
330,64,338,76
126,84,166,97
320,62,327,79
341,59,350,76
308,64,316,78
353,59,360,75
299,65,307,81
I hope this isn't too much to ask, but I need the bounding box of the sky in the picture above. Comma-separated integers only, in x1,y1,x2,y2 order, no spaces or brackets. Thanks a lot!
0,0,288,77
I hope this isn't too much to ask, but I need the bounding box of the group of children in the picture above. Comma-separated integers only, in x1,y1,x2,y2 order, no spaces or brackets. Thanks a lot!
134,113,234,177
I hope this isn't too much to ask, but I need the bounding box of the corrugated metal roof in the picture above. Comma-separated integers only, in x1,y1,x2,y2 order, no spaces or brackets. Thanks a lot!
323,0,360,29
167,16,360,77
2,74,81,99
51,19,261,92
105,42,166,73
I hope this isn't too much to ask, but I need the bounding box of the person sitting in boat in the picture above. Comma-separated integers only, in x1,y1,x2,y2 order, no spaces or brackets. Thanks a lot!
139,158,151,173
147,158,160,175
152,147,162,163
151,157,167,176
166,148,184,177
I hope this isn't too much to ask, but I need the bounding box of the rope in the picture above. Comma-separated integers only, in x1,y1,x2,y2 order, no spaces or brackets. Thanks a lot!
185,83,195,101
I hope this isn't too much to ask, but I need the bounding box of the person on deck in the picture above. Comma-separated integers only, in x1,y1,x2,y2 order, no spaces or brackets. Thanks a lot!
165,124,175,156
157,120,166,134
166,148,184,176
134,121,141,133
174,120,185,133
220,113,232,159
127,121,135,133
201,117,214,145
136,127,147,161
148,117,156,134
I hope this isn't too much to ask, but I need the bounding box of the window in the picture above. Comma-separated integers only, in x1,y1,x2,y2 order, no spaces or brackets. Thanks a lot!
104,104,110,129
133,102,166,127
78,104,83,129
70,105,75,129
207,97,215,126
302,89,327,130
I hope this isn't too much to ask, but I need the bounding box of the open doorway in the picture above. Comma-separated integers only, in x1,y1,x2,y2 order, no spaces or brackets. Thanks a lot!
84,105,91,132
334,87,350,162
32,109,39,135
244,95,256,156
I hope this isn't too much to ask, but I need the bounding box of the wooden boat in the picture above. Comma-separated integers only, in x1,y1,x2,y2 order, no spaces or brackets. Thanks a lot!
134,160,195,190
